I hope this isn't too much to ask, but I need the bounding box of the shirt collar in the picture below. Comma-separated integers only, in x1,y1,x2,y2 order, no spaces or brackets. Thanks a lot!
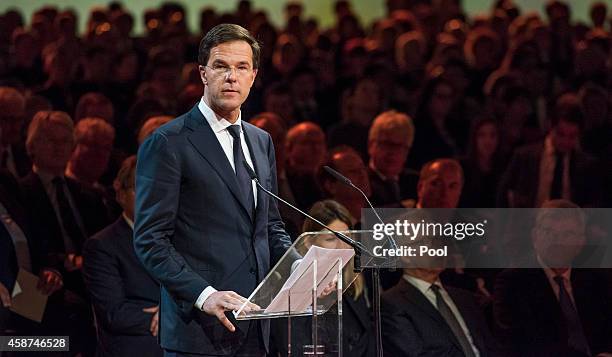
198,97,242,134
537,254,572,281
403,273,443,295
33,165,62,183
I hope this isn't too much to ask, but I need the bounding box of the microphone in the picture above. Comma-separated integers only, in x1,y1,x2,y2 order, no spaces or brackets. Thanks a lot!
242,161,373,257
322,166,399,252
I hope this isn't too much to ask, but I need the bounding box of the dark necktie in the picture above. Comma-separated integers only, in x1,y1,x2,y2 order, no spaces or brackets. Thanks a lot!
227,125,255,219
52,177,85,253
550,152,564,199
553,276,591,355
430,284,477,357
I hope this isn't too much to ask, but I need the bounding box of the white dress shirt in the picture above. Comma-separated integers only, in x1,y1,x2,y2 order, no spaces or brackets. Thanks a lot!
536,134,571,207
0,201,31,272
403,274,481,357
194,97,258,311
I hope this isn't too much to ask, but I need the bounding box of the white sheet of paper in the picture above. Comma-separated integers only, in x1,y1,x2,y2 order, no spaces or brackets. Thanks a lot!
262,246,354,314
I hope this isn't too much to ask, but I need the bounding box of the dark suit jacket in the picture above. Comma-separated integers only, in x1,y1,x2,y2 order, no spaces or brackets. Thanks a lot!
134,105,293,355
493,268,612,357
19,171,109,296
497,143,602,207
83,217,162,357
382,278,499,357
368,167,419,208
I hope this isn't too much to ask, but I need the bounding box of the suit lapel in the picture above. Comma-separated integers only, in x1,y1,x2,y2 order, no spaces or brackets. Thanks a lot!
184,106,252,218
399,279,463,351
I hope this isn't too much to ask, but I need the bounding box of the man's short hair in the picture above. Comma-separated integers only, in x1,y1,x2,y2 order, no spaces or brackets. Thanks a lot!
419,158,464,185
0,86,25,112
26,111,74,157
198,23,261,69
75,117,115,144
536,199,585,229
368,110,415,147
114,155,137,194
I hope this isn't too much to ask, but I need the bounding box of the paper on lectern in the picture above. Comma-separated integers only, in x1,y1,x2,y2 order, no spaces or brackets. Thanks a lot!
262,246,354,314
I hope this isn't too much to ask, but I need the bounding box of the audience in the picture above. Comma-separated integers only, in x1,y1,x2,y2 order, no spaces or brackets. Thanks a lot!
0,0,609,354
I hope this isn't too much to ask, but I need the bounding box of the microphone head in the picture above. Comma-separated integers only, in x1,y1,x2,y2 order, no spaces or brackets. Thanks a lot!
323,165,352,186
242,160,258,180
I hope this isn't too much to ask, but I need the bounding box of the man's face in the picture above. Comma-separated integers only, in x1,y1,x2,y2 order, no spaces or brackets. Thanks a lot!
33,124,74,174
533,215,585,268
200,40,257,118
369,130,410,178
328,151,371,199
552,120,580,154
287,126,326,175
417,164,463,208
71,133,113,180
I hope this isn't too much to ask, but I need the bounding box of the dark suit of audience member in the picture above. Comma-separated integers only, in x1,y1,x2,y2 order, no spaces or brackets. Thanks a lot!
494,199,612,357
382,276,499,357
20,171,109,296
494,268,612,356
83,216,162,357
368,167,419,207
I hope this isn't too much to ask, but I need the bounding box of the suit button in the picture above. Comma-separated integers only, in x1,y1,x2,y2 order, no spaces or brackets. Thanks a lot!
250,268,256,275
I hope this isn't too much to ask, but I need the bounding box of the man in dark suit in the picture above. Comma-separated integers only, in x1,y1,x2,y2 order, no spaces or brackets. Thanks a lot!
382,266,499,357
493,200,612,356
0,170,63,334
0,86,31,179
498,94,602,208
19,110,109,356
134,24,293,356
83,156,162,357
367,110,419,207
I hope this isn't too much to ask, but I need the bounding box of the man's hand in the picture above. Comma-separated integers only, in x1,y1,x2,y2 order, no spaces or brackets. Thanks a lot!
143,305,159,336
37,269,63,295
64,254,83,272
0,282,11,308
202,291,260,332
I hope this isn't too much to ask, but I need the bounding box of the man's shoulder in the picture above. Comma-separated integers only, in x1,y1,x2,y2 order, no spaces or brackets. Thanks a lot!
243,121,271,141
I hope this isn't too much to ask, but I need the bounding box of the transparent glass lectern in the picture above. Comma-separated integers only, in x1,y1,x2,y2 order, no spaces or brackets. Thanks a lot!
234,230,369,356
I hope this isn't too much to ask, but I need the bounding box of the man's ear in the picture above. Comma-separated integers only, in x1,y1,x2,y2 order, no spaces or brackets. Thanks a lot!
251,68,258,86
198,65,207,85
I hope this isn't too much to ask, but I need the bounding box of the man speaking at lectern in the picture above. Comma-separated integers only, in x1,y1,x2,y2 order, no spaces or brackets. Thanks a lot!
134,24,293,356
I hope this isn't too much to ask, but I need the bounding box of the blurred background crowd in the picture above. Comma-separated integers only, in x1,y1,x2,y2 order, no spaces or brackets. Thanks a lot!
0,0,610,356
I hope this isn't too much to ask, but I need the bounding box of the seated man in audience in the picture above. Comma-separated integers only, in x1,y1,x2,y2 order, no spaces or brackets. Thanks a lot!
318,145,370,226
0,170,62,334
19,110,109,355
66,117,120,219
285,121,326,211
83,156,162,357
382,248,499,357
493,199,612,356
367,110,419,207
0,87,31,178
498,94,602,208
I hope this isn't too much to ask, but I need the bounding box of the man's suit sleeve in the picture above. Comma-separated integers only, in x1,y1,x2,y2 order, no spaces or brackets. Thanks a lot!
264,133,294,264
133,132,208,314
83,237,154,335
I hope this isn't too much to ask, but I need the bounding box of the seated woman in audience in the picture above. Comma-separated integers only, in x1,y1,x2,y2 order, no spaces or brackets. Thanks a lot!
459,117,507,208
